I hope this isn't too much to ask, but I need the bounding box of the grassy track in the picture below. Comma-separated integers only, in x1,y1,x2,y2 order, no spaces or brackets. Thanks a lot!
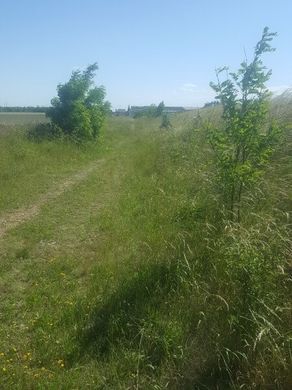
1,117,178,388
0,126,104,216
0,159,106,238
0,115,291,389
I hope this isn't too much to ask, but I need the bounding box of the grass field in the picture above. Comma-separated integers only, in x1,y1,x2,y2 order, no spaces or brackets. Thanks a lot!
0,113,47,126
0,127,103,217
0,112,291,389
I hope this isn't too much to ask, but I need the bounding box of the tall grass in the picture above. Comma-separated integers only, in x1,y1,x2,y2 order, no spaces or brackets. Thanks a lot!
0,110,291,388
68,115,291,388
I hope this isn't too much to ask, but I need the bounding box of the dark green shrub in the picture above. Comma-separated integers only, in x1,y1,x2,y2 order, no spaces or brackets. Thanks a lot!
160,113,172,129
27,122,63,141
47,63,110,141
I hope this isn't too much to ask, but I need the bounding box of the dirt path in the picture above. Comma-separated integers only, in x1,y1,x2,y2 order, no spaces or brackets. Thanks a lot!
0,159,104,238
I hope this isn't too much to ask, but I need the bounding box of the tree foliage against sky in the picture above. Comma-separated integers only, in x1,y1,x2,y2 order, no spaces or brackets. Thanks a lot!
208,27,280,221
47,63,110,141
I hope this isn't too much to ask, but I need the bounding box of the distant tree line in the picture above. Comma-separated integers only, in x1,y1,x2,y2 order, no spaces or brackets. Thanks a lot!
0,106,49,113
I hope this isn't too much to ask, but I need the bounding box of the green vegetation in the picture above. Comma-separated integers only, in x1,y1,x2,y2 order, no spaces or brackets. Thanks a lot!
0,103,291,388
0,106,48,113
134,101,165,118
209,27,280,222
0,29,291,389
47,63,110,141
160,113,172,129
0,122,102,215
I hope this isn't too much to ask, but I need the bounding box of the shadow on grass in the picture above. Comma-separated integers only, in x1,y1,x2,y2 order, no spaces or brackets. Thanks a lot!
68,256,249,388
70,260,184,365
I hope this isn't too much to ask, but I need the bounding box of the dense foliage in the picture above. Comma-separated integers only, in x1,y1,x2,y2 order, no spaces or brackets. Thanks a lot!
160,113,172,129
47,63,110,141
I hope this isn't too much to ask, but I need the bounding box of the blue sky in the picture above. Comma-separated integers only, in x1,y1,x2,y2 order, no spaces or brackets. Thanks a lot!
0,0,291,108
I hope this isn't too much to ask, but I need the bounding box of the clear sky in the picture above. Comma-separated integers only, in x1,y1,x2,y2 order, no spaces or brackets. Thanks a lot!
1,0,291,108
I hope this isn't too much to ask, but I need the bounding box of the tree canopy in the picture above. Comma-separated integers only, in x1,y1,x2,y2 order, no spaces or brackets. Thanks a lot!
47,63,110,140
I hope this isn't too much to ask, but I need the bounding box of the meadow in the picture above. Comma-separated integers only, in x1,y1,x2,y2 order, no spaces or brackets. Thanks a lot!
0,113,47,126
0,108,291,389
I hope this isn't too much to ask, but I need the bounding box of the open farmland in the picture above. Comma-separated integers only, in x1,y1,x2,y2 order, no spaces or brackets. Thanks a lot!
0,113,47,126
0,109,291,389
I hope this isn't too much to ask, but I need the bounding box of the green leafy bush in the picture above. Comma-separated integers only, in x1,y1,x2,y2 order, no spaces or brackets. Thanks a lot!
160,113,172,129
208,27,280,221
47,63,110,141
27,122,63,141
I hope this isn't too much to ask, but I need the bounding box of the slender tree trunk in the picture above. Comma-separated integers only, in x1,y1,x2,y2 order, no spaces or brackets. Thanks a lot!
230,182,235,221
237,180,243,223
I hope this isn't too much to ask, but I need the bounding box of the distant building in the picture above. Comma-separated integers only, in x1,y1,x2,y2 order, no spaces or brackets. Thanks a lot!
128,105,185,117
114,109,127,116
163,106,186,114
128,106,149,117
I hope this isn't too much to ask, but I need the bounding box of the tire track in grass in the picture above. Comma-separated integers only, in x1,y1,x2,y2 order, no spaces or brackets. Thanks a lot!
0,159,104,238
